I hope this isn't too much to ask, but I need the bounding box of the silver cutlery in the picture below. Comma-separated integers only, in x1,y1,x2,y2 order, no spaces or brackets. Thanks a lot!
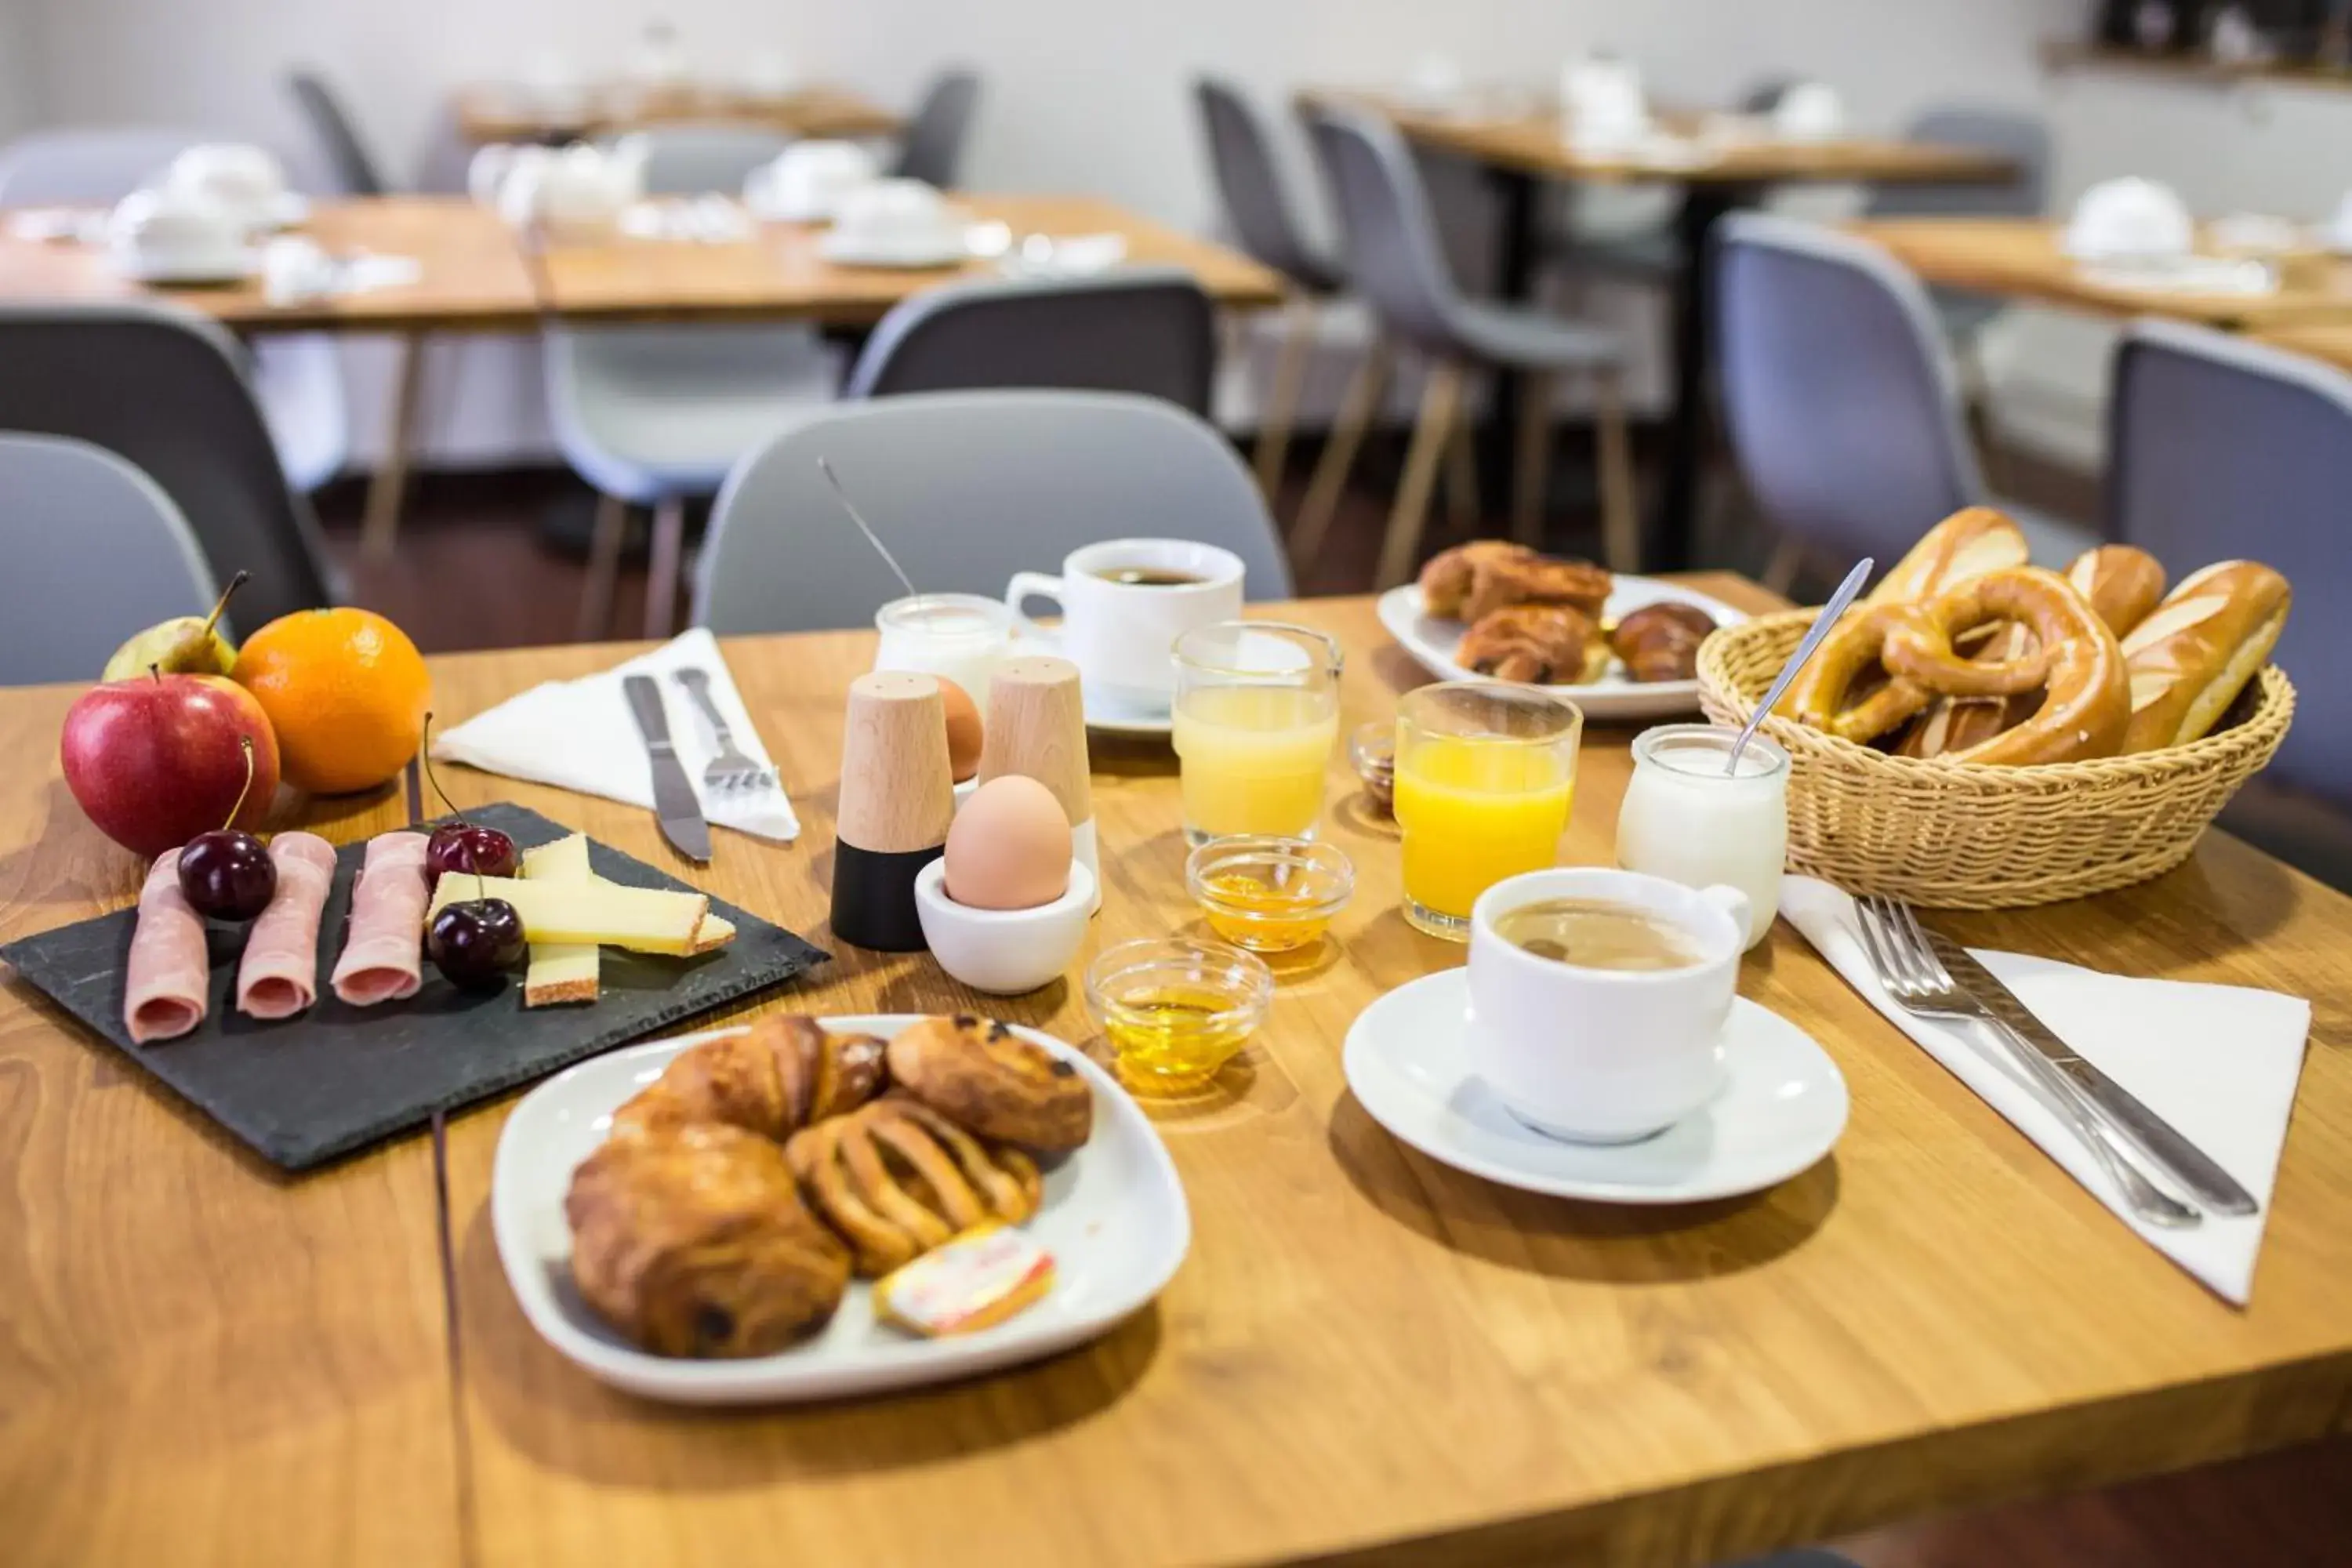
1928,934,2258,1216
672,668,778,797
1854,895,2201,1229
1726,556,1872,775
622,673,712,864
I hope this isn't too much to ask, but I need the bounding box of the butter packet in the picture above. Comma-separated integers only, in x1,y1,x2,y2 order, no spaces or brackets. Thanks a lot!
875,1223,1055,1338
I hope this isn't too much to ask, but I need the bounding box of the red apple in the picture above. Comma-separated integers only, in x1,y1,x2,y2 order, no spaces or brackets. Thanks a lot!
60,673,281,857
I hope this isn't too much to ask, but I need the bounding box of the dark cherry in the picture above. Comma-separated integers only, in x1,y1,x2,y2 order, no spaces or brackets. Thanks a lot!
424,822,519,891
427,898,526,990
177,829,278,921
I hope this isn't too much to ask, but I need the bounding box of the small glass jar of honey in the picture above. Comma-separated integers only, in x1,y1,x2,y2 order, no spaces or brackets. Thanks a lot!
1084,938,1273,1094
1185,836,1356,953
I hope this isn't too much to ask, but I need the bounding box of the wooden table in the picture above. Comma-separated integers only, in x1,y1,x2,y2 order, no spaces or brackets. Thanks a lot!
454,82,902,147
1318,93,2020,570
1850,219,2352,329
532,194,1287,323
7,586,2350,1566
2252,321,2352,372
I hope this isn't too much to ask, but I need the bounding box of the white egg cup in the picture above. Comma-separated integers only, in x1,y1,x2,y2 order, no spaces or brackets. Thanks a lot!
914,858,1097,996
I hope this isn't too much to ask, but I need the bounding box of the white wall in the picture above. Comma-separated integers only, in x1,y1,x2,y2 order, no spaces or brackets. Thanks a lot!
0,1,43,140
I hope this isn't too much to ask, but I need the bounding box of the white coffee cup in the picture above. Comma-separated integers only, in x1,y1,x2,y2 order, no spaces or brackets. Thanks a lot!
1467,867,1751,1144
1006,539,1247,708
107,187,249,277
1561,56,1648,148
746,140,877,223
166,144,287,231
2066,176,2194,262
833,178,952,249
1771,82,1846,142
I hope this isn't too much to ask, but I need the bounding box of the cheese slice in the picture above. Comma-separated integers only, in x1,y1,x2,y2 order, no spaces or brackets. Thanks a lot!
521,835,600,1007
691,912,735,955
427,874,708,956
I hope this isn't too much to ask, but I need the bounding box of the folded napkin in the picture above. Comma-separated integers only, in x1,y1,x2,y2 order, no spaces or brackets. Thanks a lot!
1780,877,2308,1305
261,236,423,307
434,628,799,842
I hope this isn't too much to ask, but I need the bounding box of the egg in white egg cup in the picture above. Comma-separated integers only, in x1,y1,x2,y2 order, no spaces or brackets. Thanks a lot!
914,858,1098,996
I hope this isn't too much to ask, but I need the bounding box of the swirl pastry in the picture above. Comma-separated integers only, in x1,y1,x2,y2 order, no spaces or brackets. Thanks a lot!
787,1094,1044,1276
1420,541,1612,625
886,1014,1093,1152
566,1121,851,1357
1457,604,1599,685
609,1014,887,1142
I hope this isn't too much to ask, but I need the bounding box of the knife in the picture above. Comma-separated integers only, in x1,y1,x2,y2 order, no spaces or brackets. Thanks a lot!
623,673,711,864
1927,931,2258,1217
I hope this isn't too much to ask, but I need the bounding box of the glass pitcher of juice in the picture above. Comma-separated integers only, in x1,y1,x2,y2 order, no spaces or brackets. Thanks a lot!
1394,681,1583,941
1171,622,1343,846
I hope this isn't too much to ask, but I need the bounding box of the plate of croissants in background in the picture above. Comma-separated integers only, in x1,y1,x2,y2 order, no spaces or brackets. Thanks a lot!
493,1011,1188,1403
1377,542,1748,719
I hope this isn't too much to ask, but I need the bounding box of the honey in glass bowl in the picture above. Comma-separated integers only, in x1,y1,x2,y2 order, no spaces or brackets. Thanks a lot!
1084,938,1273,1093
1185,835,1355,953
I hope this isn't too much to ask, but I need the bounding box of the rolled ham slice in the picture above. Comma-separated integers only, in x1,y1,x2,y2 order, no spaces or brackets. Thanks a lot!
331,833,431,1007
125,849,209,1044
235,832,337,1020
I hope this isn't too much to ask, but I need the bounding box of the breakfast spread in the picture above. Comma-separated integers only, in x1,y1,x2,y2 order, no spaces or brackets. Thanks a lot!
1416,541,1720,687
564,1012,1091,1356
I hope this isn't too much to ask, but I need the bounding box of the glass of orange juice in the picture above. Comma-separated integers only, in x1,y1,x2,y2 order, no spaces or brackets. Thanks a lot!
1394,682,1582,940
1171,622,1343,846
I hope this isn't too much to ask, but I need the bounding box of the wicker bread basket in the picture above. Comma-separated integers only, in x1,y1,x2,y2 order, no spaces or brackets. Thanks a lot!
1696,612,2296,909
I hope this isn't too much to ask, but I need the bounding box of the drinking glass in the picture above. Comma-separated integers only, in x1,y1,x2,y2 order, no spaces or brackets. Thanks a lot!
872,593,1014,699
1615,724,1787,951
1394,682,1582,941
1171,622,1343,846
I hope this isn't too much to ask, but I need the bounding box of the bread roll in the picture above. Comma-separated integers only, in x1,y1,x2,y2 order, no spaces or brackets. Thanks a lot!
2064,545,2167,638
1864,507,2030,608
2119,561,2290,753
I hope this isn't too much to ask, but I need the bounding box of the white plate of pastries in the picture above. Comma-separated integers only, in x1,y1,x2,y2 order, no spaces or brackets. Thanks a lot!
493,1011,1189,1403
1378,543,1748,720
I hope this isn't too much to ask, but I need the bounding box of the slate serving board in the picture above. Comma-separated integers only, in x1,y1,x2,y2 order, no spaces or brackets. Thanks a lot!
0,803,829,1172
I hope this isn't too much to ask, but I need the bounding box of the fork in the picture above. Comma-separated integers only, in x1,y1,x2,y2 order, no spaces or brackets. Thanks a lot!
1854,895,2201,1230
672,668,778,797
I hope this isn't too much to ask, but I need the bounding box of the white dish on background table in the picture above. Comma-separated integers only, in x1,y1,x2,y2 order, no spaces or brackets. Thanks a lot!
109,247,262,285
1344,967,1846,1203
492,1015,1189,1404
816,228,972,269
1376,576,1748,721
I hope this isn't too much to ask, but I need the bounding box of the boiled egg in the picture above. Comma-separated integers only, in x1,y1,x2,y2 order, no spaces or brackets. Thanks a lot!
939,677,983,783
943,775,1071,910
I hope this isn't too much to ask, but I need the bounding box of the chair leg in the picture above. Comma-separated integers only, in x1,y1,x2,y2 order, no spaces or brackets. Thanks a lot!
576,493,628,643
1253,293,1317,503
1291,337,1392,568
1511,369,1555,549
1443,413,1482,534
360,331,427,561
1376,361,1466,590
644,495,686,641
1953,331,2008,495
1762,534,1805,597
1593,367,1641,574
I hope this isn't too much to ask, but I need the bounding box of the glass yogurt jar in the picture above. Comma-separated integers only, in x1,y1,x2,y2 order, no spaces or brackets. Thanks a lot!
1613,724,1788,952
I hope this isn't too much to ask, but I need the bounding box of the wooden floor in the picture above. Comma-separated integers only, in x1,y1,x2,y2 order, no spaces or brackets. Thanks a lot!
316,441,2351,1566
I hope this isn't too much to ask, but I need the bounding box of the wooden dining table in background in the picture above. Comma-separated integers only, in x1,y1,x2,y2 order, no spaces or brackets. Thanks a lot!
1306,93,2021,572
452,82,904,147
2254,321,2352,372
3,586,2349,1566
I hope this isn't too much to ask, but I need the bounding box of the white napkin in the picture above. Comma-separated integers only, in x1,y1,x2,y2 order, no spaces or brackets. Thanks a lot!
434,628,800,842
1780,877,2309,1305
260,236,423,307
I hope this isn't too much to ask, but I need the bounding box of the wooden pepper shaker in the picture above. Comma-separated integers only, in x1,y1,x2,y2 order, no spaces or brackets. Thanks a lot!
833,671,956,950
978,655,1099,915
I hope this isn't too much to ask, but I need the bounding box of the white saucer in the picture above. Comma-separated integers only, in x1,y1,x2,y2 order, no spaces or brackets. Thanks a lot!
111,248,261,285
1343,968,1847,1203
818,228,971,269
1083,688,1174,738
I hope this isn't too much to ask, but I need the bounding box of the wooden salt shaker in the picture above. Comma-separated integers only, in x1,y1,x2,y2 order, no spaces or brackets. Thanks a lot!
978,655,1100,915
832,671,956,950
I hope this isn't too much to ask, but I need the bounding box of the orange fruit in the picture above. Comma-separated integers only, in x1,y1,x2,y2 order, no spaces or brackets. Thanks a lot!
230,608,431,794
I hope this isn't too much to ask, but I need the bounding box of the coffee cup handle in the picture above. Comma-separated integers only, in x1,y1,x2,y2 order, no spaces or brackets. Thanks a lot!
1005,572,1066,649
1698,884,1754,946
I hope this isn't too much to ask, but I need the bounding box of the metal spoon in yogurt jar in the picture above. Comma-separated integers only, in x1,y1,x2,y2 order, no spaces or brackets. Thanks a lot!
1724,557,1874,775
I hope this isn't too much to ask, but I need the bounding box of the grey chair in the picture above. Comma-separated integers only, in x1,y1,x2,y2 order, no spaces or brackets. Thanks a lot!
0,127,350,495
693,390,1292,635
892,71,981,188
0,303,336,628
1299,105,1637,587
551,125,842,641
1713,212,2092,590
844,269,1215,413
0,434,221,686
2108,320,2351,884
286,70,388,196
1193,75,1346,495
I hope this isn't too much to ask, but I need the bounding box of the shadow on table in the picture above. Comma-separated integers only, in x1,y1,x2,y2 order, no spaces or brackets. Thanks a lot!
1323,1093,1838,1283
455,1202,1163,1487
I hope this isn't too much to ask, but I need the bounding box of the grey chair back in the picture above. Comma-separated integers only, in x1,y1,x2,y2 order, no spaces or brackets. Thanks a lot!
0,127,215,204
0,434,220,686
893,71,981,187
0,303,336,626
1301,106,1465,354
1714,213,1987,564
2109,320,2348,801
287,70,387,196
1192,76,1340,294
1866,106,2050,221
844,269,1216,413
694,390,1292,634
622,125,793,195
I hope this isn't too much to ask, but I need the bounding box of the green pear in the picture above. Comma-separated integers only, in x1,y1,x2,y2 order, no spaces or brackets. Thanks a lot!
101,571,246,682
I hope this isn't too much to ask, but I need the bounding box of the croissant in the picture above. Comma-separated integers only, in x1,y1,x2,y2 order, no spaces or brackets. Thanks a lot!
1419,541,1532,619
786,1094,1044,1276
1457,604,1598,685
1607,602,1717,683
565,1122,852,1357
609,1014,887,1142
